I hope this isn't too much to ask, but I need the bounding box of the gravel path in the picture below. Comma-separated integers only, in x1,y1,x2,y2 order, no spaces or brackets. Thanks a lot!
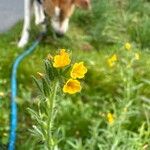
0,0,24,32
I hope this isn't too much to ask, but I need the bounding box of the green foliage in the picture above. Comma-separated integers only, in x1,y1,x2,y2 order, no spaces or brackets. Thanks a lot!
27,45,150,150
0,0,150,149
29,61,61,150
73,0,150,49
128,16,150,48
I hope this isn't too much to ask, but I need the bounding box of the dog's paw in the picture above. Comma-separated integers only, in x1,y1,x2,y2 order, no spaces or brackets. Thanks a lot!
18,38,28,48
35,17,42,25
35,16,45,25
18,33,29,48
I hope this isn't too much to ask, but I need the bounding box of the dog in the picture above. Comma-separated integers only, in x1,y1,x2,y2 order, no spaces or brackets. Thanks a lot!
18,0,91,47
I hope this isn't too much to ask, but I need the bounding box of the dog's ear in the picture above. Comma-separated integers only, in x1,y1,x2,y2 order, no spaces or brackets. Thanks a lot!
74,0,91,9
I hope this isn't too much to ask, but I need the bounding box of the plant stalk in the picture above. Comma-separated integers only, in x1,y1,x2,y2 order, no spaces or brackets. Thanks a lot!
47,82,58,150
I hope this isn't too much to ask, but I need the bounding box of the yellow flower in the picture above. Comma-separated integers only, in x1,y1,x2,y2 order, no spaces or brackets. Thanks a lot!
107,113,115,124
107,54,118,67
111,54,117,61
71,62,87,79
125,42,131,51
53,49,71,68
63,79,81,94
135,53,140,60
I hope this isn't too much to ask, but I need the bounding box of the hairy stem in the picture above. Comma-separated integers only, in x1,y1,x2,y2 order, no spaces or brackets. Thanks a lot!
47,82,58,150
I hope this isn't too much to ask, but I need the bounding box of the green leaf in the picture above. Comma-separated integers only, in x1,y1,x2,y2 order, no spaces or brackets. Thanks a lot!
44,60,55,81
62,65,71,75
42,77,51,97
32,76,43,94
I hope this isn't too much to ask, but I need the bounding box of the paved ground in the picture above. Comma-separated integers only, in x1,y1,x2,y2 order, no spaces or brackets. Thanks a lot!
0,0,24,32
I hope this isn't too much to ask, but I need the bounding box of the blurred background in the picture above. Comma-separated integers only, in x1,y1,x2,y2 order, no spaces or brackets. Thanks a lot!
0,0,23,32
0,0,150,149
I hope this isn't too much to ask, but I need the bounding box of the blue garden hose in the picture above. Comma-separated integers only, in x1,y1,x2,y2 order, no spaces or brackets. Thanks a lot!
8,32,45,150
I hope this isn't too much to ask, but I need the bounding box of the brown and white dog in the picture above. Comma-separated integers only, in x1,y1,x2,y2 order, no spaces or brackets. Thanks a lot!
18,0,90,47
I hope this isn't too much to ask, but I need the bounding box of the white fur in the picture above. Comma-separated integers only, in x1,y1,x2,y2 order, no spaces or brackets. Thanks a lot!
18,0,46,48
51,6,69,35
18,0,32,47
60,18,69,34
55,6,61,17
51,18,69,35
34,0,45,25
18,1,70,47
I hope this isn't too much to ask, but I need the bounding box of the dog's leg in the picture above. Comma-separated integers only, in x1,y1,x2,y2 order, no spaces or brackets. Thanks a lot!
39,4,47,33
34,0,45,25
34,0,47,33
18,0,33,48
34,0,41,25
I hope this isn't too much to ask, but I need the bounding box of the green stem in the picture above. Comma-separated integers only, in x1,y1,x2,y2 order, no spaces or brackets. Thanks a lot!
126,77,131,101
47,82,58,150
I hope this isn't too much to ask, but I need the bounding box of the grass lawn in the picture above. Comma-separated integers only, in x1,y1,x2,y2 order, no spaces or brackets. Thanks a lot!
0,0,150,149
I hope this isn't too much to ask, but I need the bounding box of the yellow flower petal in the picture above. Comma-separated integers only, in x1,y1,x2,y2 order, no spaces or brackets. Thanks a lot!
107,54,118,67
63,79,81,94
108,60,114,67
107,113,115,124
111,54,117,61
125,42,131,51
71,62,87,79
53,49,71,68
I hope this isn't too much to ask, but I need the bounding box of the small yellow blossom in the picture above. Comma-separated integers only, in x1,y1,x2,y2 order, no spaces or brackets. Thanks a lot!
63,79,81,94
53,49,71,68
107,113,115,124
37,72,45,78
47,54,53,60
107,54,118,67
71,62,87,79
0,92,5,97
111,54,117,61
125,42,131,51
135,53,140,60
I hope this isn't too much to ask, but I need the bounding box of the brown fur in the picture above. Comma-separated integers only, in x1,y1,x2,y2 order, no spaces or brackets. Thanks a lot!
43,0,90,23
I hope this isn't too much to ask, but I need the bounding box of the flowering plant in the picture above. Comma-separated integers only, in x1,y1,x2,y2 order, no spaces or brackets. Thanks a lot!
28,49,87,150
105,42,141,126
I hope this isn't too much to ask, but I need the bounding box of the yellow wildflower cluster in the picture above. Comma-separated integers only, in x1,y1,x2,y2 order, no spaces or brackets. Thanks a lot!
107,113,115,125
48,49,87,94
107,43,140,68
63,62,87,94
107,54,118,67
124,43,140,60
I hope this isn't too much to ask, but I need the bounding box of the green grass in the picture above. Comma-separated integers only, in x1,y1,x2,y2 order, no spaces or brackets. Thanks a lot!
0,0,150,149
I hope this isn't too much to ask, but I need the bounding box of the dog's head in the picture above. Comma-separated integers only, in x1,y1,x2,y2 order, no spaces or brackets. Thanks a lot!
43,0,91,36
